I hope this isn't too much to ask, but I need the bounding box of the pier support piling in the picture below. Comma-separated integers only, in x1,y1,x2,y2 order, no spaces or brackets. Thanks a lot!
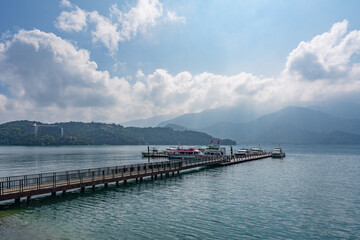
81,187,85,192
51,192,56,197
104,183,108,188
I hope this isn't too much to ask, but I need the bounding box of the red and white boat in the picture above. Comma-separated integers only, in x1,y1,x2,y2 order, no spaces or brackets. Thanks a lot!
203,140,226,157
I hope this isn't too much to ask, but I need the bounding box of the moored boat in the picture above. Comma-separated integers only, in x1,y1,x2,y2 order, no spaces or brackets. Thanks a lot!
142,147,168,158
234,148,251,158
250,147,265,155
168,146,203,160
203,143,226,157
271,147,285,158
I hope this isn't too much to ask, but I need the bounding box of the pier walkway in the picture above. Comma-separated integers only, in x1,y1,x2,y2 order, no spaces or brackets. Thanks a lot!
0,156,227,203
0,153,271,204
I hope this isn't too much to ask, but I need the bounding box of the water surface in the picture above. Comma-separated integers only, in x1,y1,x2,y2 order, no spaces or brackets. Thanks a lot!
0,145,359,239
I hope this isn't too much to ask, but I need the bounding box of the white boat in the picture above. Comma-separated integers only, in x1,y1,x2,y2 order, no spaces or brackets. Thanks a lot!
168,146,203,160
234,148,251,158
250,147,265,155
203,143,226,157
271,148,285,158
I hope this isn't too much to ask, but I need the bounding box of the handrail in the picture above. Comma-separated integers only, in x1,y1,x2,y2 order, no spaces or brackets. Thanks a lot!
0,159,179,181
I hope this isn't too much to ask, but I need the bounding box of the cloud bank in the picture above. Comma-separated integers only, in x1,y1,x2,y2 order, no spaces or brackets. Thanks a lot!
1,20,360,123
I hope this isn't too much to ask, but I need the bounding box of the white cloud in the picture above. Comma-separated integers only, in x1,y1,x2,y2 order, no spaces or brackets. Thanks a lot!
285,20,360,81
56,7,87,32
166,10,185,23
278,19,360,105
0,94,7,111
0,29,116,110
136,69,145,78
111,0,163,41
55,0,184,53
88,11,121,53
1,20,360,123
60,0,72,8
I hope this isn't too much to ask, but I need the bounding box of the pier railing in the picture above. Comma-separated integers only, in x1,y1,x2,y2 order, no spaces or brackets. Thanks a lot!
0,156,227,197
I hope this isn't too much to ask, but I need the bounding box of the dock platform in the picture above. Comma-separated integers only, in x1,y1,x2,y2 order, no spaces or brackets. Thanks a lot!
0,153,271,204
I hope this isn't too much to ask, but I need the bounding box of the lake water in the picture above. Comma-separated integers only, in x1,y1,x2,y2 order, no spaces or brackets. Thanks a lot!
0,145,359,239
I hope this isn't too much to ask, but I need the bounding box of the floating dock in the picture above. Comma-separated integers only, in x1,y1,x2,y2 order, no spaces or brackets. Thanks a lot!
0,153,271,204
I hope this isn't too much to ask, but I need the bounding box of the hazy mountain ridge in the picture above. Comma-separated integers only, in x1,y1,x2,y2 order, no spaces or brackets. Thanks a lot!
158,106,259,129
122,114,177,127
121,103,360,144
202,106,360,144
310,101,360,120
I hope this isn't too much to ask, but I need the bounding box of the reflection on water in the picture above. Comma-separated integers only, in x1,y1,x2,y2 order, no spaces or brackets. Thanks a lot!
0,145,360,239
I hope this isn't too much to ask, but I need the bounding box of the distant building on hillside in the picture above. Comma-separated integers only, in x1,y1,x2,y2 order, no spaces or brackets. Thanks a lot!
29,123,64,137
100,124,114,131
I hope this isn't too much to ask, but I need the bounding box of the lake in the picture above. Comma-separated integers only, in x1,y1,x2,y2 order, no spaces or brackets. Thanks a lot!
0,145,359,239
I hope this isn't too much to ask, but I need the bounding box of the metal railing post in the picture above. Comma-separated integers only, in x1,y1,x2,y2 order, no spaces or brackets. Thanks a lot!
79,170,82,183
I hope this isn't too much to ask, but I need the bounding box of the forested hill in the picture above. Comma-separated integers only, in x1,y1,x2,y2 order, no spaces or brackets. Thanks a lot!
0,121,236,146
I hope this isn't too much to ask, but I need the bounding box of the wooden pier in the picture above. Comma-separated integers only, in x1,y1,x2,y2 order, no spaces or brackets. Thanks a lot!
0,153,271,204
221,153,272,166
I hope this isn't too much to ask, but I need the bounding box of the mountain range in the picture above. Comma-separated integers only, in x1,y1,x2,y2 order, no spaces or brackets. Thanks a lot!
123,102,360,144
202,106,360,144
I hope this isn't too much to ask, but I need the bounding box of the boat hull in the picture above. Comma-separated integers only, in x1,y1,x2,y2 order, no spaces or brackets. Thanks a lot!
271,153,285,158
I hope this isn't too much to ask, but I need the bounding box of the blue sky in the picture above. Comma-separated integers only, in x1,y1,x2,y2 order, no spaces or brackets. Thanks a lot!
1,0,360,123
